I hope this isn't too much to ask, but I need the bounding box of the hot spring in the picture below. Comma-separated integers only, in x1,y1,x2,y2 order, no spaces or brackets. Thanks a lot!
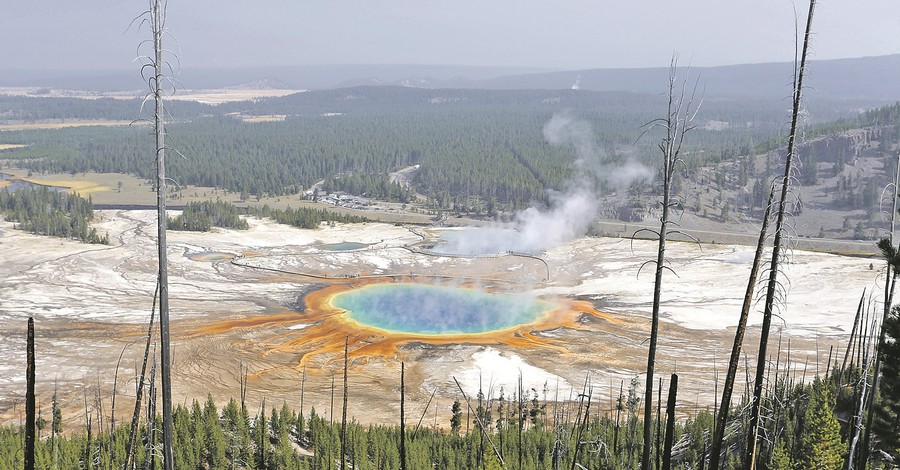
330,283,553,335
319,242,368,251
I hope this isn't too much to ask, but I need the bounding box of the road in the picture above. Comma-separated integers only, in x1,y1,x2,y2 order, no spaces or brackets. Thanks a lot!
595,220,879,257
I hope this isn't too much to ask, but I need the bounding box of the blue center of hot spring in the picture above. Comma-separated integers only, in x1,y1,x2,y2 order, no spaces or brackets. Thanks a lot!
331,284,551,335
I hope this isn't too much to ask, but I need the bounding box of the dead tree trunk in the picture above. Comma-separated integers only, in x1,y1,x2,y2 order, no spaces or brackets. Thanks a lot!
570,384,592,470
300,365,306,419
411,388,436,440
614,380,623,457
109,342,133,470
657,377,663,470
746,2,817,468
144,0,175,468
453,377,505,467
710,185,775,469
125,281,158,470
341,337,348,470
400,362,407,470
144,346,157,470
841,290,867,377
848,313,879,469
860,153,900,467
239,361,248,417
640,57,699,470
662,374,678,470
518,374,524,470
25,317,35,470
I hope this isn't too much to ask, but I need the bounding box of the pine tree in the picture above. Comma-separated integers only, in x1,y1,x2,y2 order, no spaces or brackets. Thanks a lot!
450,401,462,435
769,440,792,470
873,306,900,461
201,395,227,469
796,382,844,470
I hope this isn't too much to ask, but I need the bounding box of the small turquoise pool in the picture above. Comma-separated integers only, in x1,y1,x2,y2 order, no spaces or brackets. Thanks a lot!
331,283,551,335
319,242,368,251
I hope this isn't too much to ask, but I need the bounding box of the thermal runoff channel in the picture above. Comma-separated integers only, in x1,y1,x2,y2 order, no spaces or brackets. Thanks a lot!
331,283,551,335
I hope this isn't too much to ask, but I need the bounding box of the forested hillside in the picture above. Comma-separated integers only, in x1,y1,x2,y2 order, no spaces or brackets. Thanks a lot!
0,86,878,214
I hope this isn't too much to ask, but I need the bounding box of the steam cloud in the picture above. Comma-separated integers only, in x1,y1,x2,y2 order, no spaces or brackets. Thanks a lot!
436,111,652,255
542,111,654,190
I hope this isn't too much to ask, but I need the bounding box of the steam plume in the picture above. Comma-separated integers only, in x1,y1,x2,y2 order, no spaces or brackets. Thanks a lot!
437,111,652,255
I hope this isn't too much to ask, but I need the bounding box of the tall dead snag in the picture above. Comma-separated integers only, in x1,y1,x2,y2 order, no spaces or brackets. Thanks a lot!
400,362,407,470
841,290,867,377
145,348,158,470
25,317,35,470
848,311,880,469
518,373,524,470
662,374,678,470
136,0,175,468
300,365,306,419
709,185,775,469
341,337,349,470
452,376,505,467
239,360,248,416
570,379,592,470
110,342,133,470
638,57,699,470
860,152,900,467
125,280,159,470
746,1,817,467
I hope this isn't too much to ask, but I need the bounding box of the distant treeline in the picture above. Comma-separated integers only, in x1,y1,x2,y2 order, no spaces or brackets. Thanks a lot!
168,200,367,232
0,95,214,122
168,200,249,231
248,204,368,229
0,186,108,244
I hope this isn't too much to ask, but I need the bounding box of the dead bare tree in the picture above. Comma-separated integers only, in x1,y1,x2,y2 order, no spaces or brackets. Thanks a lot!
614,380,623,458
400,362,407,470
637,56,700,470
453,376,505,467
570,377,592,470
709,184,775,469
859,151,900,468
124,280,159,470
300,365,306,419
518,374,524,469
134,0,176,467
341,337,348,470
51,380,59,470
25,317,35,470
662,374,678,470
144,345,158,470
411,388,437,441
847,315,878,470
841,290,867,377
239,361,248,416
746,1,817,467
110,341,135,470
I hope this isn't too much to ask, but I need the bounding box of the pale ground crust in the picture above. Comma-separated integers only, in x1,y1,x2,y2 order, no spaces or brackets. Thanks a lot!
0,209,877,430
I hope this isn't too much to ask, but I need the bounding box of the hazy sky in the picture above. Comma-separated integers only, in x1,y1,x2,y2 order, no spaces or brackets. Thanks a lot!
2,1,899,71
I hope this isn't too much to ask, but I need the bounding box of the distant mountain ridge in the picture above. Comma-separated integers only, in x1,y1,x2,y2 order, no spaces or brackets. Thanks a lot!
329,55,900,102
439,55,900,101
2,55,898,101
